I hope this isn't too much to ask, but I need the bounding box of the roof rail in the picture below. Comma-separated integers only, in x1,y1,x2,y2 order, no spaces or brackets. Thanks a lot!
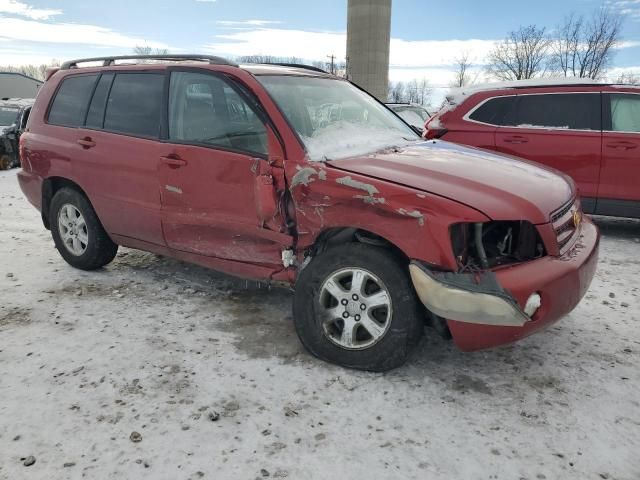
61,55,238,70
267,63,329,74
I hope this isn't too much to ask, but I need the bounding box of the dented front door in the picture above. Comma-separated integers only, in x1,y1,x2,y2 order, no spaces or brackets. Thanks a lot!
159,69,290,265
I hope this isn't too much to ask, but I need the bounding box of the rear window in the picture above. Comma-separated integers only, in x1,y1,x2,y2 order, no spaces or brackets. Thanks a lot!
514,93,601,131
48,74,98,127
104,73,164,138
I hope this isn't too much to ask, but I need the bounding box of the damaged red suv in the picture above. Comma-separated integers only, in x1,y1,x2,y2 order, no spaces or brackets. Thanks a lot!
18,55,599,371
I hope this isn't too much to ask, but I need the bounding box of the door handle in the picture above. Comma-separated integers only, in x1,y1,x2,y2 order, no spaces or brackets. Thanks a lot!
606,141,637,151
503,136,529,144
77,137,96,149
160,154,187,168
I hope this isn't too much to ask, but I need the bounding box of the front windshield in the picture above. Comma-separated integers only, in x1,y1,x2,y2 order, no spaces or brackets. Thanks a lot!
258,76,420,161
0,107,19,127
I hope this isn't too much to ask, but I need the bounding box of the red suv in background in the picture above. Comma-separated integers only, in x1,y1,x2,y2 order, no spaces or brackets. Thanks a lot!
18,56,599,371
426,80,640,218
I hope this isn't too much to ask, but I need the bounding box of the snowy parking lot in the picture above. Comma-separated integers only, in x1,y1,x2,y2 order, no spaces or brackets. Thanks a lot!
0,168,638,480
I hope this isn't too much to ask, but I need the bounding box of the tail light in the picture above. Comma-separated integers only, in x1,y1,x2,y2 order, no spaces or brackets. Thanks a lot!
424,116,448,140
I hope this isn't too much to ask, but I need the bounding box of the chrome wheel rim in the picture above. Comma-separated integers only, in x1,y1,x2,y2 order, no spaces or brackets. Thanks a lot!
57,204,88,256
319,267,392,350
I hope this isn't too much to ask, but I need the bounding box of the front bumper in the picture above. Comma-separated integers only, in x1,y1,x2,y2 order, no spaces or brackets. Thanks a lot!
410,218,600,351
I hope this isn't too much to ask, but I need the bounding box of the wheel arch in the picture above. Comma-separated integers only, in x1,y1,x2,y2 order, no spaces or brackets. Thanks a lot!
309,226,410,265
41,177,91,230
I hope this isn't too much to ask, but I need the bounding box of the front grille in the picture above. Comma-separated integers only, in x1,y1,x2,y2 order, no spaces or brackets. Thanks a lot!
551,198,582,254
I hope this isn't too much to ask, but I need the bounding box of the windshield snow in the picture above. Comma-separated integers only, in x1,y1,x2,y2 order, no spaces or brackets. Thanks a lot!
258,76,420,161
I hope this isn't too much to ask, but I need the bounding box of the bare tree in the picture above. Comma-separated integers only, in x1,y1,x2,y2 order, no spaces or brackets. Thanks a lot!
0,60,60,81
133,45,169,56
486,25,551,81
616,71,640,84
552,10,623,79
452,52,472,87
416,78,432,105
388,81,405,103
387,79,431,105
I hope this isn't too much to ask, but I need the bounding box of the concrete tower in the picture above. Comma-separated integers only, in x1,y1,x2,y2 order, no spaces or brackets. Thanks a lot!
346,0,392,101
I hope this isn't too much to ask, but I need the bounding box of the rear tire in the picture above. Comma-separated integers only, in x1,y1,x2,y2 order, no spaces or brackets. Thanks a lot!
293,243,424,372
0,154,10,170
50,188,118,270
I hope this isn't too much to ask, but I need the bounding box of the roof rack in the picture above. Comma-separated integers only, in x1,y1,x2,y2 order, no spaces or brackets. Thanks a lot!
61,55,238,70
267,63,329,74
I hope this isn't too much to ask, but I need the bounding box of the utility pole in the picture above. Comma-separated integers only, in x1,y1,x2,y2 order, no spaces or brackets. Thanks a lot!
327,54,336,75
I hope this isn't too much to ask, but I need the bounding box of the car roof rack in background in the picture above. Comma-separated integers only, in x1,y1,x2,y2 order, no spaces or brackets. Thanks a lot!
267,63,329,74
61,55,238,70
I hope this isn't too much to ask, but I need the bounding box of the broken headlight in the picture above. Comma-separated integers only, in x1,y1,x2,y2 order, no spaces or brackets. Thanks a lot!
450,221,546,272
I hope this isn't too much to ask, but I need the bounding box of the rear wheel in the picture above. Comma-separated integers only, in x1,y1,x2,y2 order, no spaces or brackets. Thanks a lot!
293,243,424,371
50,188,118,270
0,154,10,170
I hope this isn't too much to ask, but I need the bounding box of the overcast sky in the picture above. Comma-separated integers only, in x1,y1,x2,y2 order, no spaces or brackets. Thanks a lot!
0,0,639,92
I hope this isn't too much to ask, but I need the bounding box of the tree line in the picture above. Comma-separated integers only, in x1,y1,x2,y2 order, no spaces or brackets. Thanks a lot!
458,8,636,87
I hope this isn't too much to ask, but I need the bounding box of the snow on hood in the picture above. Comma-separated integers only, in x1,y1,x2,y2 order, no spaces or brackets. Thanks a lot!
301,121,420,162
328,140,574,224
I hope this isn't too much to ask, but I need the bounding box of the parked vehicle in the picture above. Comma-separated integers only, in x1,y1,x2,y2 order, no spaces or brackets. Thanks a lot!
0,98,33,169
425,79,640,219
386,102,431,133
18,56,599,371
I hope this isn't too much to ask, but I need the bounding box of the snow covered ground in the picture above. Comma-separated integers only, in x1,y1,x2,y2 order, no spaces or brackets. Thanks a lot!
0,168,638,480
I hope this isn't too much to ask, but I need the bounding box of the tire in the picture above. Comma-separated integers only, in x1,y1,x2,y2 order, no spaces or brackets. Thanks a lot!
50,188,118,270
0,154,10,170
293,243,424,372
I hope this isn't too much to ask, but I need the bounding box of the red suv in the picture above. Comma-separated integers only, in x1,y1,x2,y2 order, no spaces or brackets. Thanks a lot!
426,80,640,218
18,55,599,371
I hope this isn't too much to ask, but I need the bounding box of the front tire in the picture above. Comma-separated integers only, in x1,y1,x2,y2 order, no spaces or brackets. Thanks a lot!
293,243,424,372
50,188,118,270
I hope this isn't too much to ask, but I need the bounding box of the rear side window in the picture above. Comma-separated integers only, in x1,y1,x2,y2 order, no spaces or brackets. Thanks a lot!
609,94,640,133
104,73,164,138
515,93,601,131
468,96,517,126
85,73,114,129
48,74,98,127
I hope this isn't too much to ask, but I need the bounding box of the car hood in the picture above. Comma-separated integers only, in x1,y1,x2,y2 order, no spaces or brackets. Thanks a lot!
328,140,573,224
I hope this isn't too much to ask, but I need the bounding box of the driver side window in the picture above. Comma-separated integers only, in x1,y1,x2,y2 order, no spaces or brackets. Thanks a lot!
168,71,268,156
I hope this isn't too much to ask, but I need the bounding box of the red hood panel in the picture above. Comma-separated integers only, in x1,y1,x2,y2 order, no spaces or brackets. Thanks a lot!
328,140,573,224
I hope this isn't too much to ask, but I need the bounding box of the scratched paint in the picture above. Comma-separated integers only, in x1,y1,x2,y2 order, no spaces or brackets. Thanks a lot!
336,176,387,205
291,166,320,188
336,176,379,196
397,208,425,227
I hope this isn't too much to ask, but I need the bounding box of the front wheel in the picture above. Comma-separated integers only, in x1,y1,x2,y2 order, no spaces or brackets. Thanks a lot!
50,188,118,270
293,243,424,372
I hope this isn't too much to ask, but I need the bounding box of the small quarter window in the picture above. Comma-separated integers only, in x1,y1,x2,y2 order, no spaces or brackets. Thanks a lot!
468,96,517,126
48,74,98,127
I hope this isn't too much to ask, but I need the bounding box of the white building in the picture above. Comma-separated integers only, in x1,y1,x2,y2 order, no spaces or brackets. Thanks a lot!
0,72,43,100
